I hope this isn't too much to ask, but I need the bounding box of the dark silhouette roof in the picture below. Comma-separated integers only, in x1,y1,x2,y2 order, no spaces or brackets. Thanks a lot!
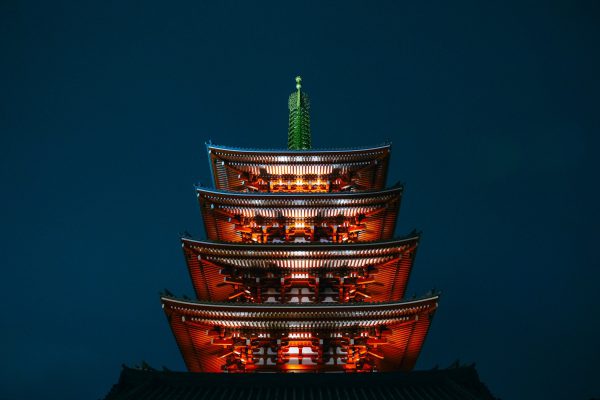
104,365,497,400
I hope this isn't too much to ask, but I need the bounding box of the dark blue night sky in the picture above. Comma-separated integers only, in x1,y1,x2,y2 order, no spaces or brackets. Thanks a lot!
1,1,599,399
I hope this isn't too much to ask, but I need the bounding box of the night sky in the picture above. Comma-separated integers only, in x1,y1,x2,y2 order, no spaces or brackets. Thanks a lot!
1,1,599,399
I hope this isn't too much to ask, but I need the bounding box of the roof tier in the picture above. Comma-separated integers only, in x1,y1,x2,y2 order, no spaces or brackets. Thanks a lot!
181,236,419,303
161,295,438,373
207,143,391,192
196,187,402,243
104,364,497,400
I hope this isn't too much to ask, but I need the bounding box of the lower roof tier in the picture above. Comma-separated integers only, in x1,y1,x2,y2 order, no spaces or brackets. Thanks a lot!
181,236,420,303
105,364,497,400
161,295,438,373
197,186,401,243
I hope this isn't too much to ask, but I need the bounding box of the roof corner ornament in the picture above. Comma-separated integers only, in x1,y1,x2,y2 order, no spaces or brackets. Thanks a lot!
287,75,311,150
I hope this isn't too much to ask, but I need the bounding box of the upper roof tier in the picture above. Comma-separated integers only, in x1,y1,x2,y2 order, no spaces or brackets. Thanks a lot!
206,143,391,193
196,186,402,243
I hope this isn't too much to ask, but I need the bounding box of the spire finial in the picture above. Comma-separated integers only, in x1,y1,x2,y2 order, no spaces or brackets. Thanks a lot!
287,76,311,150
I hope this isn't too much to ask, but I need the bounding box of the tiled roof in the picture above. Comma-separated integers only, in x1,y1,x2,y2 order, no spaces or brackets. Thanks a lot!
206,143,392,192
197,187,402,243
181,236,420,303
104,365,497,400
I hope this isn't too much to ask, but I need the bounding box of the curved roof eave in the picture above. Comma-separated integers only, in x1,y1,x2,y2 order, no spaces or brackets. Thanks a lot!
180,234,420,250
195,185,403,199
206,142,392,155
161,293,439,312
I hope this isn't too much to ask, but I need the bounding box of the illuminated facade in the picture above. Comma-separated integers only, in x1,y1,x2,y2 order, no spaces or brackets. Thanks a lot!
161,77,439,373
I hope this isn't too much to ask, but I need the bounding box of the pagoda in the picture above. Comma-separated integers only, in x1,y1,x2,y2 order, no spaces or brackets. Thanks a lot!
161,77,439,373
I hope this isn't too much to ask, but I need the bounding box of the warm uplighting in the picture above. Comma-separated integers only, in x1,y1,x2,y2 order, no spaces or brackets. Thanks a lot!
288,332,312,339
268,175,331,193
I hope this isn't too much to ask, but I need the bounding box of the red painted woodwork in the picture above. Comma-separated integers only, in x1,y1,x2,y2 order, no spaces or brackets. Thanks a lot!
163,142,439,373
162,296,438,373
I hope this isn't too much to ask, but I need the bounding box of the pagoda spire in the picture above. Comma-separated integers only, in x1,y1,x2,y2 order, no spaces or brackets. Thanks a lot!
287,76,311,150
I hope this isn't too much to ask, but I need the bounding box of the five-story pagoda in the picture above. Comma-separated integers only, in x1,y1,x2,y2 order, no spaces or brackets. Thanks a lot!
161,77,439,373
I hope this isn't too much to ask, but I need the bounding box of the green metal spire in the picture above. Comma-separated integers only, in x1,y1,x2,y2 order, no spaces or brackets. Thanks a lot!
287,76,311,150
